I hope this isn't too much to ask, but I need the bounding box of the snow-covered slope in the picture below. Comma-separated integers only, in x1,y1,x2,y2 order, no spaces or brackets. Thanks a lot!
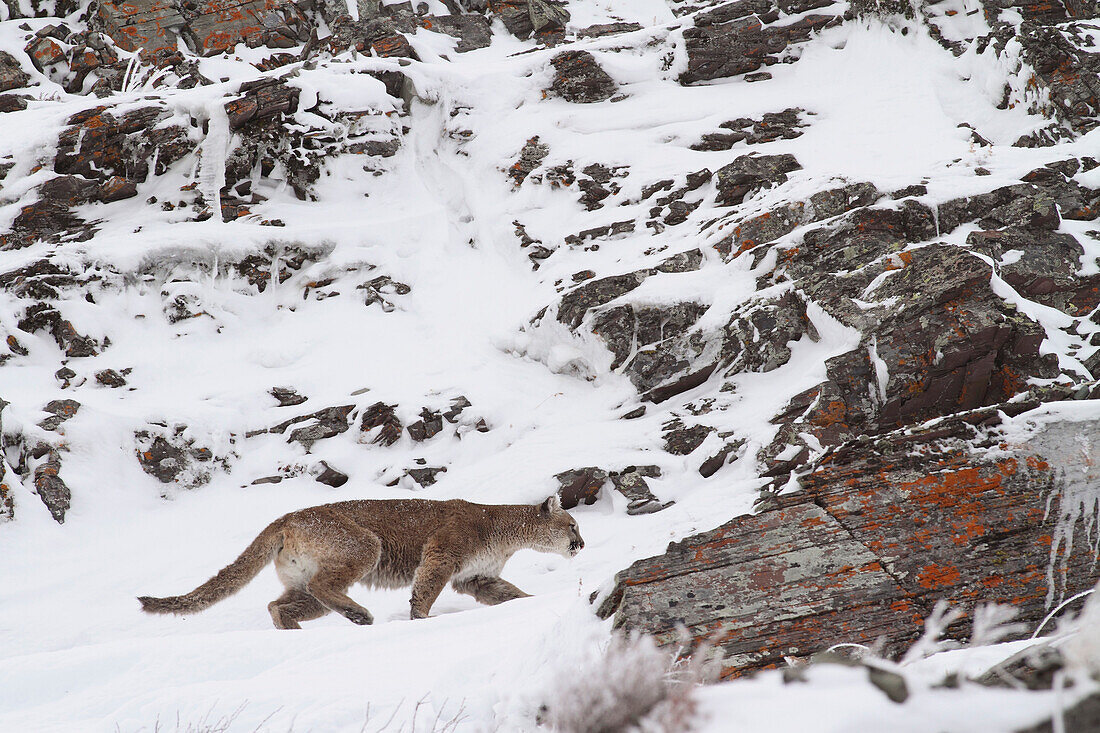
2,0,1100,729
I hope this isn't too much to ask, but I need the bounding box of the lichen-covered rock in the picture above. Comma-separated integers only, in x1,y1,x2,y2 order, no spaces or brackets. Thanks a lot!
415,13,492,52
600,412,1100,678
270,387,307,407
593,301,709,391
0,400,13,523
662,422,713,455
1013,22,1100,134
95,369,127,388
693,108,811,150
721,291,817,374
55,105,195,183
282,405,355,449
555,271,648,329
93,0,310,56
609,465,673,514
38,399,80,431
509,136,549,185
714,182,879,259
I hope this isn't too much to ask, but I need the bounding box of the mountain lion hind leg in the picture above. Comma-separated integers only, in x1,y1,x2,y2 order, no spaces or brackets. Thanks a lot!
268,589,327,630
276,514,381,626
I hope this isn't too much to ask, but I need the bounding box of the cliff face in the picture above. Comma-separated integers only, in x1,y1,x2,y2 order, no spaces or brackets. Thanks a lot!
2,0,1100,726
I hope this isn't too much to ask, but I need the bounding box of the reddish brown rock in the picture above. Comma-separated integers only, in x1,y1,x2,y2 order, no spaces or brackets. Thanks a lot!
361,401,402,446
99,176,138,202
555,466,609,509
225,77,300,130
679,9,839,85
55,105,194,182
94,0,309,56
3,175,101,250
599,412,1100,678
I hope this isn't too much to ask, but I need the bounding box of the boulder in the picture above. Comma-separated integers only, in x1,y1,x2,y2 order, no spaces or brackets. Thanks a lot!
679,10,838,85
406,408,443,441
600,412,1100,678
549,51,617,104
38,399,80,431
0,51,29,92
361,401,403,446
312,460,349,487
555,466,608,508
489,0,569,40
714,153,802,206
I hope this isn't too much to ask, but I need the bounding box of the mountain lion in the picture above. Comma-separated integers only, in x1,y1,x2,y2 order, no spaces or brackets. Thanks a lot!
138,495,584,628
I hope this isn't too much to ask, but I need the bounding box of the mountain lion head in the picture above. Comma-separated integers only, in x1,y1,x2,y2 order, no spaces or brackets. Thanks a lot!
535,495,584,558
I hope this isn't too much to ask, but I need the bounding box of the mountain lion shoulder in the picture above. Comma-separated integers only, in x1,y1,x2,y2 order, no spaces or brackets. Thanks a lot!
138,495,584,628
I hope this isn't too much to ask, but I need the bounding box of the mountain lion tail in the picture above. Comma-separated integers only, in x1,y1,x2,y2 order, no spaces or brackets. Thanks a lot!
138,523,284,615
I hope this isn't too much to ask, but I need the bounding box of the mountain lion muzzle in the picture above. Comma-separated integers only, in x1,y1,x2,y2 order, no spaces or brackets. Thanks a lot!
138,495,583,628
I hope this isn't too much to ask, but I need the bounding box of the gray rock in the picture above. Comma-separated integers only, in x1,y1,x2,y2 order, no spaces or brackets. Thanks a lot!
270,387,307,407
34,448,70,523
0,51,29,93
715,153,802,206
549,51,617,104
38,399,80,431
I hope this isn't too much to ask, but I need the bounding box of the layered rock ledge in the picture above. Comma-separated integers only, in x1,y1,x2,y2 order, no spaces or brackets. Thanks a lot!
599,401,1100,678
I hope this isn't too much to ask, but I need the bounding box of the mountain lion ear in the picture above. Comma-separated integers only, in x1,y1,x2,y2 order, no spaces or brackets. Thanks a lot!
540,495,563,514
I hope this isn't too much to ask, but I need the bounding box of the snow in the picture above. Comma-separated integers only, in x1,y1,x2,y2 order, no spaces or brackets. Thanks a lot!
1,3,1098,731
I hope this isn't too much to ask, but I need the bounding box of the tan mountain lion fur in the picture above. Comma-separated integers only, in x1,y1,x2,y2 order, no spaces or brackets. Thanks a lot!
138,495,584,628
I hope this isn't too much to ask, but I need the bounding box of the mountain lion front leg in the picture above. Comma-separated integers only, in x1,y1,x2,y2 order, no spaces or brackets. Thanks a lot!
452,575,531,606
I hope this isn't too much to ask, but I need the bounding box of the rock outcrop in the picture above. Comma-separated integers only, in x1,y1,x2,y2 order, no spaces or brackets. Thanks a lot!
600,404,1100,677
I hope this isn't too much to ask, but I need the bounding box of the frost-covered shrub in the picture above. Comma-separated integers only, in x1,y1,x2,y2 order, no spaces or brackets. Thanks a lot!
541,632,718,733
1061,587,1100,677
